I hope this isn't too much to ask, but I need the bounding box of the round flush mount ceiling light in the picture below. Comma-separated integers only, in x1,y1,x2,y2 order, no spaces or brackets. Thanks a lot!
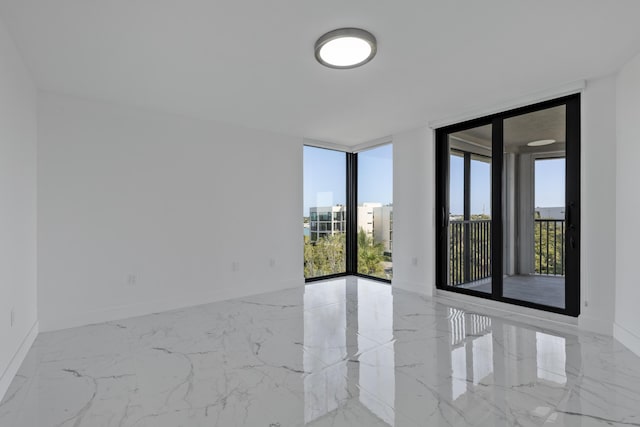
315,28,377,69
527,139,556,147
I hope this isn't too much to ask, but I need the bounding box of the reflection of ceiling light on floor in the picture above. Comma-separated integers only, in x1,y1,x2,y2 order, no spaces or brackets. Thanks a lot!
530,406,553,418
527,139,556,147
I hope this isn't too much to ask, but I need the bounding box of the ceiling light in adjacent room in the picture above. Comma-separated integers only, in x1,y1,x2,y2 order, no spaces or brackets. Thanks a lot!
315,28,377,69
527,139,556,147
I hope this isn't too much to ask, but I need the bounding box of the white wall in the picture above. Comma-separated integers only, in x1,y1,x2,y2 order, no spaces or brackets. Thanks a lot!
392,127,435,296
614,52,640,355
0,18,38,400
38,93,303,331
579,75,618,334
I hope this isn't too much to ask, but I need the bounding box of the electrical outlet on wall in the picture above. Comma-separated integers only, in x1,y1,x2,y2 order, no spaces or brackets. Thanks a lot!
269,258,276,268
232,261,240,272
127,274,137,285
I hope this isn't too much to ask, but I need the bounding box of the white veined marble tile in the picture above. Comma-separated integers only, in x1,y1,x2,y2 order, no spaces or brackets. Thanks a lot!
2,277,640,426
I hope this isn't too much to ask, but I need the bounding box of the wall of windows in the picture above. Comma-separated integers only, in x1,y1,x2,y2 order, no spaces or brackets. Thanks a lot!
303,144,393,282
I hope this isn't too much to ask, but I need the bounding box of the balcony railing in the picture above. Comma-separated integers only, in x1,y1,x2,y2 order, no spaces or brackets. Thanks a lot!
449,220,491,286
535,219,565,276
449,218,565,286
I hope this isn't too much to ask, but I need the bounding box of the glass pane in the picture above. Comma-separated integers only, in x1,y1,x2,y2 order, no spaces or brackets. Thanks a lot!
304,146,346,279
357,144,393,279
447,125,492,293
450,153,464,218
503,105,566,309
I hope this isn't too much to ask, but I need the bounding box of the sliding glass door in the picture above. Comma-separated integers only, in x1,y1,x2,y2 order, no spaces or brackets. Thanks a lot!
436,95,580,316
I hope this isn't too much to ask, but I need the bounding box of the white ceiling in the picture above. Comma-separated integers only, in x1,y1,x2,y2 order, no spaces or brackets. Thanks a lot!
1,0,640,145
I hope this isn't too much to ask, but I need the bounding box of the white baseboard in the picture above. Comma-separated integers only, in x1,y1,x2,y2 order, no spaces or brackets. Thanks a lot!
579,315,613,336
392,280,433,297
0,320,38,403
614,322,640,357
41,278,303,332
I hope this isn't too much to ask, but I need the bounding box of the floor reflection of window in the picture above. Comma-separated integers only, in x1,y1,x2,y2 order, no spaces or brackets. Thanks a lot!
303,282,348,424
449,308,466,346
448,307,468,400
449,310,493,398
451,345,467,400
470,313,491,335
472,333,493,385
358,283,395,426
536,332,567,384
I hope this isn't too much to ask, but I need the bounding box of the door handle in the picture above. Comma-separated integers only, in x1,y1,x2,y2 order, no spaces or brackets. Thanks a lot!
567,202,576,230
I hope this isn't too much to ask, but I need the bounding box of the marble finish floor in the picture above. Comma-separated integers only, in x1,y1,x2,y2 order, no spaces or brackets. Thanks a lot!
1,278,640,426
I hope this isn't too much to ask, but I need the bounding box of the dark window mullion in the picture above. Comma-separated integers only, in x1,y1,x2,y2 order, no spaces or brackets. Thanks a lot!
435,131,450,288
491,117,504,300
463,153,471,283
565,95,581,316
346,152,358,275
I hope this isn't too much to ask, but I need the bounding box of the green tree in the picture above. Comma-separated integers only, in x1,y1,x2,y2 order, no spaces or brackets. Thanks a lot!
304,234,346,278
357,229,385,278
303,230,389,280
